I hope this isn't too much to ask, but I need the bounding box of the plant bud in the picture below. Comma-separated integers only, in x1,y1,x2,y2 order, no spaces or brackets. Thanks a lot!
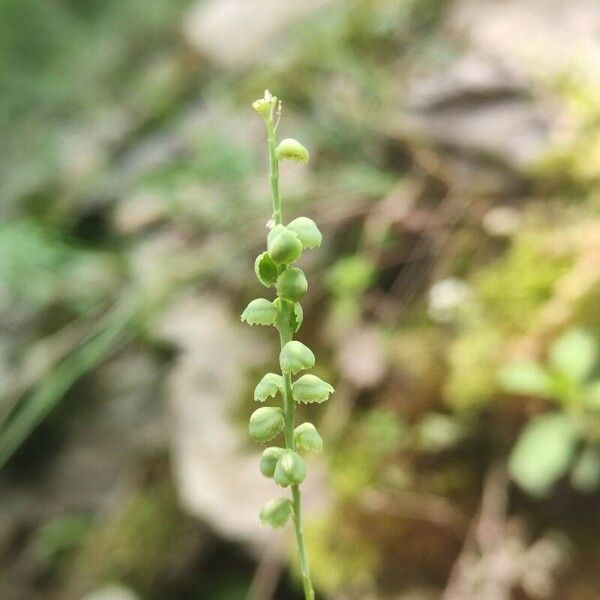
254,373,284,402
260,497,292,528
274,449,307,487
292,374,334,404
287,217,322,249
268,228,302,264
260,446,285,478
248,407,285,442
294,422,323,453
280,340,315,374
255,252,278,287
276,138,309,163
277,267,308,301
241,298,278,326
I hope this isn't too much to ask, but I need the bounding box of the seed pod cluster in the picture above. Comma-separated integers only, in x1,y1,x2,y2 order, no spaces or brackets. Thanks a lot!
243,90,330,597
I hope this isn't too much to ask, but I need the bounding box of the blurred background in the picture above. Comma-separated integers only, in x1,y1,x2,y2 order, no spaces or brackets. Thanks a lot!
1,0,600,599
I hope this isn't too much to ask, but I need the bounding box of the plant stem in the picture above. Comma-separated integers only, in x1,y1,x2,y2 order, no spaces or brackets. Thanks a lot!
266,106,315,600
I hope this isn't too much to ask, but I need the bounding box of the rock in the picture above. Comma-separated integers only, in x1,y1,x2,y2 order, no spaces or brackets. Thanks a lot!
450,0,600,85
392,54,552,172
82,586,139,600
183,0,333,69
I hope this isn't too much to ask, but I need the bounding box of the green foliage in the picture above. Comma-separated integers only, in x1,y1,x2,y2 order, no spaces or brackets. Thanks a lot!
509,413,579,497
500,328,600,496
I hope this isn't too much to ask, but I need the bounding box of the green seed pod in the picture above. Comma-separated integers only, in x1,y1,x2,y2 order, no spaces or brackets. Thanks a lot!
255,252,278,287
248,406,285,442
254,373,284,402
287,217,322,249
259,497,292,528
280,340,315,374
260,446,286,478
276,267,308,302
294,422,323,453
268,228,302,264
241,298,278,326
274,449,307,487
276,138,309,163
292,374,334,404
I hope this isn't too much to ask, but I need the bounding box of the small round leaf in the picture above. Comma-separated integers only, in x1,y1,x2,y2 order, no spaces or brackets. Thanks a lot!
287,217,322,249
277,267,308,302
260,497,292,528
254,373,284,402
241,299,277,326
280,341,315,374
275,138,309,163
294,422,323,453
255,252,278,287
248,407,285,443
268,229,302,264
292,374,334,404
260,447,286,478
274,449,307,487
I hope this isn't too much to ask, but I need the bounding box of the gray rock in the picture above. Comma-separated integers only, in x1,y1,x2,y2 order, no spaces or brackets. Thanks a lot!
183,0,334,69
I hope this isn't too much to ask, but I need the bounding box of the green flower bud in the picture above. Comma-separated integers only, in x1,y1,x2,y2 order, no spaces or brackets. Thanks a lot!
248,407,285,442
255,252,278,287
273,299,303,333
260,446,285,478
294,422,323,453
287,217,322,249
292,374,334,404
280,341,315,374
276,138,309,163
254,373,284,402
241,298,278,326
274,449,307,487
252,90,277,116
259,497,292,528
268,228,302,264
276,267,308,301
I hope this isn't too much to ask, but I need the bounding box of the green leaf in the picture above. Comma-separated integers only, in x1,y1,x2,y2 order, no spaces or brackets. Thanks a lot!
287,217,322,249
254,373,284,402
509,413,579,497
259,497,293,528
584,380,600,410
550,328,597,383
498,361,554,398
276,267,308,302
241,298,277,326
571,446,600,493
274,449,307,487
292,374,334,404
294,422,323,452
260,447,285,478
279,341,315,374
268,228,302,265
255,252,278,287
248,407,285,443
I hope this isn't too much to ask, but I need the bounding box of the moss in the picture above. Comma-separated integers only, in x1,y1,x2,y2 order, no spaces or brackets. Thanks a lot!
476,233,573,332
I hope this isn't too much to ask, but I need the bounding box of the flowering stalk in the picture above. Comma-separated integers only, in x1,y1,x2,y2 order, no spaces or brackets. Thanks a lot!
242,91,334,600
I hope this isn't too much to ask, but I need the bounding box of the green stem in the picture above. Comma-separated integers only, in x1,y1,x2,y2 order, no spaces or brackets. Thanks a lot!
267,106,315,600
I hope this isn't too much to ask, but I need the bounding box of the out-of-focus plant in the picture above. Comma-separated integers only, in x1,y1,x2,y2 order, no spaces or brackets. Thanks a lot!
499,328,600,497
241,90,334,600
